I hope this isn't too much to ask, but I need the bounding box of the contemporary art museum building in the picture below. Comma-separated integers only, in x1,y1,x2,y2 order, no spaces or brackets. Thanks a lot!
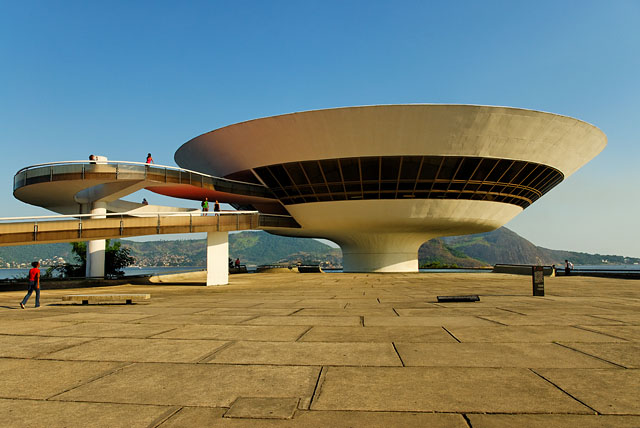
168,104,607,273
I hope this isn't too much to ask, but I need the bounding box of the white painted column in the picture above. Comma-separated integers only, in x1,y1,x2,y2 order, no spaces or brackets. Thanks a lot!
206,231,229,286
86,202,107,278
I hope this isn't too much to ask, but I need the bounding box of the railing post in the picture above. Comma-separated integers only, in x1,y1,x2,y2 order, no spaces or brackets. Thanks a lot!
157,214,161,234
216,213,220,231
189,212,193,233
78,220,82,238
236,213,240,230
33,223,38,241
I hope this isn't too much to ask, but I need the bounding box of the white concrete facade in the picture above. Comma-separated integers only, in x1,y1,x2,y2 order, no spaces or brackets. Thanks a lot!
206,231,229,286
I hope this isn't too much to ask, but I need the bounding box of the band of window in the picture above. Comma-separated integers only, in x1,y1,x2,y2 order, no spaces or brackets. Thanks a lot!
247,156,564,209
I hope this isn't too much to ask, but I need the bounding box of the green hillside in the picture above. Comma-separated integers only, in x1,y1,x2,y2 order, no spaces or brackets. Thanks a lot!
1,228,638,269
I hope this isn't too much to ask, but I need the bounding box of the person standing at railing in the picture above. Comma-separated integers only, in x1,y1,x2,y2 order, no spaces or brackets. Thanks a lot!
214,200,220,214
146,153,154,164
20,261,41,309
201,197,209,216
564,259,573,276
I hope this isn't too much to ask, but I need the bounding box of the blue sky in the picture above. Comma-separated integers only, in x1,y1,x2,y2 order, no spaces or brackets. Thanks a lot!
0,0,638,257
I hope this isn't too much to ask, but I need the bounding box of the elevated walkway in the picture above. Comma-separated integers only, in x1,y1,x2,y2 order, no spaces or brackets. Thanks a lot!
0,211,296,246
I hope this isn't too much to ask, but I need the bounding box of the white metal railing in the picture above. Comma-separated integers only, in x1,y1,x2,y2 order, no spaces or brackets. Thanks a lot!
14,160,264,188
0,210,261,223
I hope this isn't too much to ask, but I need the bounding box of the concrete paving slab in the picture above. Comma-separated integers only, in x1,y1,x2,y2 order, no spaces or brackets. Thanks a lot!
55,363,320,407
245,316,362,327
40,322,178,338
468,414,640,428
41,312,155,323
0,335,92,358
205,341,402,366
577,325,640,341
445,325,625,343
395,342,615,368
225,397,299,419
43,337,228,363
590,314,640,324
134,314,255,325
154,325,309,341
196,308,298,316
0,358,123,399
293,308,398,316
535,368,640,414
311,367,591,413
558,342,640,368
395,308,509,316
300,326,459,343
478,314,626,326
0,319,76,335
364,315,494,327
161,408,467,427
0,398,177,428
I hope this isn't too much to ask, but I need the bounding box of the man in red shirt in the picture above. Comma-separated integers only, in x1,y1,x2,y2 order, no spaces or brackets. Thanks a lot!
20,261,41,309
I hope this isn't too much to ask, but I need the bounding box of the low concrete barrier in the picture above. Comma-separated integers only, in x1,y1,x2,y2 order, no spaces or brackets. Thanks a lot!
492,264,554,276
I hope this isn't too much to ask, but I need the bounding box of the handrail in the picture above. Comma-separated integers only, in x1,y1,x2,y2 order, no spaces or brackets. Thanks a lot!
0,210,261,223
14,160,264,188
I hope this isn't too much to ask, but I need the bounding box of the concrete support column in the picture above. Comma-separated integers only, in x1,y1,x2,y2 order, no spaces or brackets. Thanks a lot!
86,202,107,278
206,231,229,286
335,233,431,273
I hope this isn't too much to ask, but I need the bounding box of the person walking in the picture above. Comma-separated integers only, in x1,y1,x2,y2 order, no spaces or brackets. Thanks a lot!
201,197,209,216
20,261,41,309
146,153,154,164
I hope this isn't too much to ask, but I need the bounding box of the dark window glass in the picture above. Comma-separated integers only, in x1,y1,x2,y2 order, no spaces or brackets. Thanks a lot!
437,157,461,180
360,157,379,181
380,191,395,199
414,181,432,191
344,183,361,193
320,159,341,183
268,164,292,187
500,161,527,184
478,184,493,193
363,191,378,199
340,158,360,182
455,157,481,180
432,182,448,191
487,159,510,182
400,156,421,180
381,157,401,180
465,183,479,192
512,163,537,185
328,184,343,193
397,181,414,191
301,161,324,184
362,182,378,192
316,194,331,201
420,157,442,180
332,193,346,201
284,163,308,185
296,185,313,196
255,167,279,188
312,184,329,195
471,158,498,181
448,182,464,191
380,182,396,191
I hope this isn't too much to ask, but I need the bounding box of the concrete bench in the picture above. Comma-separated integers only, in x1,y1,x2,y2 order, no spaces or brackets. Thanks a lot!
62,294,151,305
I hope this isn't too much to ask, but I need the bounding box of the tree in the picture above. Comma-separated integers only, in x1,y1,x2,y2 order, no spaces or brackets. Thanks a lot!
47,240,135,278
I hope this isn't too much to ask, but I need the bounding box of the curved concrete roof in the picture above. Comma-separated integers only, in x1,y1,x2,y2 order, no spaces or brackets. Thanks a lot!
175,104,607,178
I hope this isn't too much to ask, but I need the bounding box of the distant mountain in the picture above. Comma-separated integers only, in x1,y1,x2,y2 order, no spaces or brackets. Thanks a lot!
1,228,637,268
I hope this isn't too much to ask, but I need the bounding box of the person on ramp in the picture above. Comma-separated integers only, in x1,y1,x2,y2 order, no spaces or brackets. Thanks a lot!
20,261,41,309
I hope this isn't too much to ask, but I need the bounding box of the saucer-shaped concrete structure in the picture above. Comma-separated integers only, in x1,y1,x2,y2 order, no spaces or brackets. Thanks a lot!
172,105,606,272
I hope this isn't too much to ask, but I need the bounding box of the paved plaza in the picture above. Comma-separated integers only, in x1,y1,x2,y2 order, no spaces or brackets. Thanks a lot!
0,272,638,427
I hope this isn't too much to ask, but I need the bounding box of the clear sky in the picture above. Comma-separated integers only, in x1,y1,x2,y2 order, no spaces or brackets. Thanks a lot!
0,0,638,257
